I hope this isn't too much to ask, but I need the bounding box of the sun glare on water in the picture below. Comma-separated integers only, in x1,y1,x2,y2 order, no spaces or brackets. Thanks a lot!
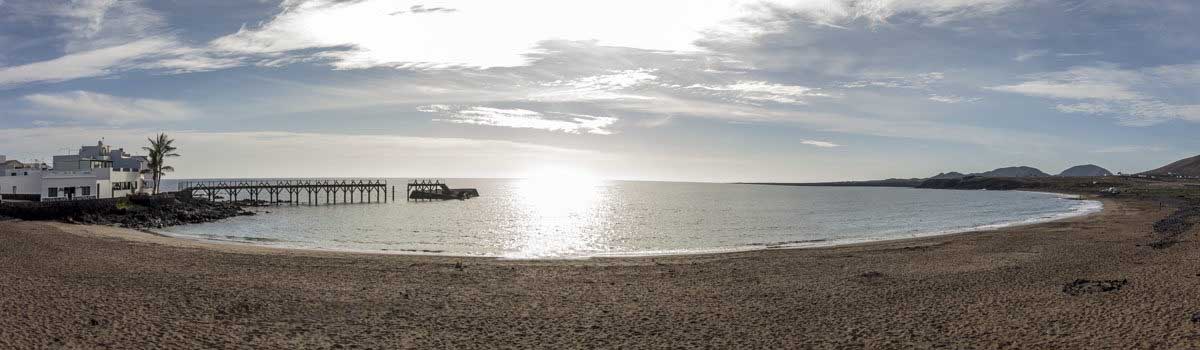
506,167,610,259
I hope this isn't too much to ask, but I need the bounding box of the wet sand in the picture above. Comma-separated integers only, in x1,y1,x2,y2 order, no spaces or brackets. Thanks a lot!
3,197,1200,348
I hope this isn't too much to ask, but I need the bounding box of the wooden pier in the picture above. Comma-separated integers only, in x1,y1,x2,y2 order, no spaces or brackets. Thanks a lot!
177,179,388,205
407,179,479,201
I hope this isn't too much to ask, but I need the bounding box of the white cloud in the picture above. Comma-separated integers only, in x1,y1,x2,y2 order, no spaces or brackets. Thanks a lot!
928,94,981,103
841,72,945,90
1054,102,1114,115
0,37,173,86
0,0,1025,89
1054,101,1198,127
420,106,617,135
687,80,829,104
988,64,1145,100
0,1,238,87
209,0,764,69
206,0,1021,70
22,91,195,125
0,0,242,87
531,69,658,101
990,63,1200,126
801,140,840,148
990,81,1141,100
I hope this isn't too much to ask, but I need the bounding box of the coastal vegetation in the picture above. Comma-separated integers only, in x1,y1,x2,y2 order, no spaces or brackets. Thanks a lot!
141,133,179,195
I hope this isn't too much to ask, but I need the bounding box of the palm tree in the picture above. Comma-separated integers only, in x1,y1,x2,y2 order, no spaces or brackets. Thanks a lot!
141,133,179,195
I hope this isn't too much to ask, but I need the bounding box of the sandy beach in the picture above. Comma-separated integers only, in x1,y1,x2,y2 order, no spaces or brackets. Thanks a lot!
3,197,1200,348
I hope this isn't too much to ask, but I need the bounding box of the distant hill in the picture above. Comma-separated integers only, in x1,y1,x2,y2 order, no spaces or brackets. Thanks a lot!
1143,155,1200,176
739,178,923,188
928,172,965,179
1057,164,1112,177
974,166,1050,178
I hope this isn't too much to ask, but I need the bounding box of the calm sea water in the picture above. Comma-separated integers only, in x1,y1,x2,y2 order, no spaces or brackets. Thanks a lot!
156,179,1101,259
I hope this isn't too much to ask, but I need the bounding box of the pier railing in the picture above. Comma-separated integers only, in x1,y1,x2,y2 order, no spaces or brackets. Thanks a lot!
178,179,389,205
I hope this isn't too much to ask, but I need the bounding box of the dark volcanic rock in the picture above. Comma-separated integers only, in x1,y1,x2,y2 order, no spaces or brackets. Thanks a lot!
928,172,966,180
0,193,254,229
1058,164,1113,177
917,176,1030,190
858,271,884,278
1149,205,1200,249
1062,279,1128,296
975,166,1050,178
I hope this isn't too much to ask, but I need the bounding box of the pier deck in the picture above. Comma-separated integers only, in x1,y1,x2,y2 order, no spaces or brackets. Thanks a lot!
178,179,388,205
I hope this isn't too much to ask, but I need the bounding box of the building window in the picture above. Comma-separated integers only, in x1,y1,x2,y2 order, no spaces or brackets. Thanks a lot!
48,188,58,197
81,186,91,196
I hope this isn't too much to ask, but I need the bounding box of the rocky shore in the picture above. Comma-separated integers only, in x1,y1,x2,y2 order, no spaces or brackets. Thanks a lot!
0,194,254,229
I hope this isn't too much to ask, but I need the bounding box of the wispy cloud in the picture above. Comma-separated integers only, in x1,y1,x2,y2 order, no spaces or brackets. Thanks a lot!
1014,49,1048,62
989,63,1200,126
686,81,829,105
54,0,167,53
0,1,238,87
841,72,945,90
0,37,171,86
530,69,658,101
801,140,840,148
989,81,1140,100
1091,145,1167,154
928,94,981,104
420,105,617,135
22,91,195,125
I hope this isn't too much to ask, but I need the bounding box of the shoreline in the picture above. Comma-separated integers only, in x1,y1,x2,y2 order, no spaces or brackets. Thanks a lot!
56,196,1110,262
5,194,1200,348
145,189,1104,260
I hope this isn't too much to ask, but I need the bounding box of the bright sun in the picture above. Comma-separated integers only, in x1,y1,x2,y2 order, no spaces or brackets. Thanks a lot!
507,166,607,258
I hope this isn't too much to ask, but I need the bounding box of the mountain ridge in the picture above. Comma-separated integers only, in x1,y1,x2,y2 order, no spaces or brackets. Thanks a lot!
1143,155,1200,176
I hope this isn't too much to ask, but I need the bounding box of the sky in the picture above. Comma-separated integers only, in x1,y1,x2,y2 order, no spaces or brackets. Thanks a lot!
0,0,1198,182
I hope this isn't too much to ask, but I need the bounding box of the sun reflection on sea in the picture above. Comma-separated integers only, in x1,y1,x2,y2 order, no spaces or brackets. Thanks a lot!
505,168,610,259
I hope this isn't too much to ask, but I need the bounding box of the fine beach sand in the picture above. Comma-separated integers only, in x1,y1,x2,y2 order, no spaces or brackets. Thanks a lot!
3,197,1200,348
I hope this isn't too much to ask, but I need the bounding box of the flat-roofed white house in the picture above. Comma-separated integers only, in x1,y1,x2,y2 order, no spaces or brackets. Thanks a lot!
1,158,49,198
1,141,149,202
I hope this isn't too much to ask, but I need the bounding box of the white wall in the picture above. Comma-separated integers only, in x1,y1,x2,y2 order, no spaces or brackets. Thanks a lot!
41,174,99,201
0,170,43,195
104,169,143,197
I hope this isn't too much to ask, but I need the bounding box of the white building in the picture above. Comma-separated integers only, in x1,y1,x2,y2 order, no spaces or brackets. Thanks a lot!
0,141,149,202
1,158,49,198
